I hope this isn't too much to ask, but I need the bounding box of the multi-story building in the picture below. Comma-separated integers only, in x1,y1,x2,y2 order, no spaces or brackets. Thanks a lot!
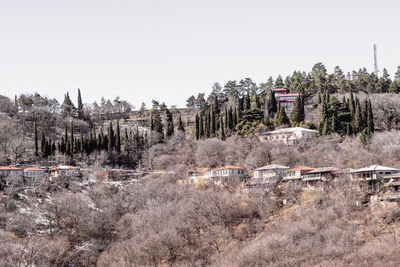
273,88,299,114
282,166,315,181
249,164,289,186
208,166,247,185
0,166,23,177
261,127,318,145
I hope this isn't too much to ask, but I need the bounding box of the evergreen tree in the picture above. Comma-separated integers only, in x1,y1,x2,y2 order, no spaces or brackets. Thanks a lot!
220,116,226,141
353,101,362,133
41,131,47,158
195,114,200,140
116,120,121,152
233,107,238,128
211,106,216,135
108,121,114,152
321,119,330,136
276,104,290,126
34,120,39,156
290,94,304,125
224,107,228,131
70,121,74,154
62,92,76,118
367,99,374,133
348,91,355,116
316,90,322,104
359,128,371,145
346,124,351,136
178,116,185,132
199,113,204,139
165,109,174,138
267,90,277,114
77,88,83,119
228,107,234,130
331,114,337,132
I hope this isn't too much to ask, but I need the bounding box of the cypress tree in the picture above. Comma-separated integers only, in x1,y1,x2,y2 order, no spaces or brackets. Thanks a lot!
353,101,362,133
349,91,355,116
90,124,97,152
199,113,204,139
116,120,121,152
108,122,114,152
220,116,226,141
367,99,374,133
228,107,233,130
34,120,39,156
211,106,216,135
362,99,368,130
331,114,337,132
150,111,154,131
125,127,129,145
316,90,322,104
224,107,228,131
245,92,251,110
77,88,83,119
165,109,174,138
178,116,185,132
80,132,84,153
359,128,371,145
346,123,351,136
322,119,330,136
233,107,238,128
290,94,304,125
195,114,200,140
268,90,277,114
41,131,46,158
205,110,210,138
14,95,18,114
70,121,74,154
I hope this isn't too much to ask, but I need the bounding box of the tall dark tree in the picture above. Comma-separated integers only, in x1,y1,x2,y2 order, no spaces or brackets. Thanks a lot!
115,120,121,152
77,88,83,119
34,120,39,156
195,114,200,140
178,116,185,132
108,121,114,152
220,116,226,141
211,106,216,135
367,99,374,133
290,94,305,125
41,131,46,158
165,109,174,138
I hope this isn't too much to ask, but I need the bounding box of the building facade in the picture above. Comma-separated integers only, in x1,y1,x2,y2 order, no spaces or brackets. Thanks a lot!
261,127,318,145
250,164,289,186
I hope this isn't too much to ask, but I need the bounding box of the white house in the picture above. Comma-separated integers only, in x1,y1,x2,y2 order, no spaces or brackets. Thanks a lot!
208,166,247,185
250,164,289,186
261,127,318,145
50,165,81,177
350,165,400,191
24,167,45,179
0,166,23,177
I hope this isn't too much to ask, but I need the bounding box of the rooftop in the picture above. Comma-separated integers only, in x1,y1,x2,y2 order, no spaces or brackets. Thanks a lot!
213,165,246,171
273,88,287,92
24,167,43,171
0,166,22,170
266,127,318,134
286,166,315,172
254,164,289,171
306,167,338,174
349,165,400,173
53,165,80,170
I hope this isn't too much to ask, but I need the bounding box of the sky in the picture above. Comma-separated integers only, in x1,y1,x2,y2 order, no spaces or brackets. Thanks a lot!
0,0,399,109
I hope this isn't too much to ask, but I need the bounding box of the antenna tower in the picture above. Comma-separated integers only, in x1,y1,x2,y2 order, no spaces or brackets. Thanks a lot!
374,44,378,76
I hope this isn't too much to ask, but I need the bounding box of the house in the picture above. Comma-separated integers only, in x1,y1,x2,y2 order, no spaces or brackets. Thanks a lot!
282,166,315,181
208,166,247,185
350,165,399,181
302,167,337,185
50,165,81,177
24,167,45,179
0,166,23,177
273,88,299,114
261,127,318,145
350,165,400,191
383,172,400,192
249,164,289,186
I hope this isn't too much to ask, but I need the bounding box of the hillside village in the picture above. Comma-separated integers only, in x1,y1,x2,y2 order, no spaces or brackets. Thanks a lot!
2,64,400,265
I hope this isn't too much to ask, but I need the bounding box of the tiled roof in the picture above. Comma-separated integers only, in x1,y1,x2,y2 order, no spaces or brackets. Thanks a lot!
306,167,337,174
0,166,22,170
24,167,43,171
214,165,246,171
349,165,400,173
286,166,315,172
52,165,80,170
254,164,289,171
266,127,318,134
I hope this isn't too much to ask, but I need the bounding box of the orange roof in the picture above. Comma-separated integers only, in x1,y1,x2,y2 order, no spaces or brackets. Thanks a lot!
0,166,22,170
24,167,43,171
285,166,315,172
214,165,246,171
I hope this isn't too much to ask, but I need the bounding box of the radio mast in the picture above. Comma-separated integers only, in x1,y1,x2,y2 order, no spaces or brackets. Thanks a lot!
373,44,379,77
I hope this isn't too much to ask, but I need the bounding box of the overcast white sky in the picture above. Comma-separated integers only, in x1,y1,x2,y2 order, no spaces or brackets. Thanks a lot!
0,0,399,108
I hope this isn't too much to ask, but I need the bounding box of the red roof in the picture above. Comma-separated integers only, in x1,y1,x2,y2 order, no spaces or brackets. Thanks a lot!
214,165,246,171
286,166,315,172
273,88,287,92
0,166,22,170
277,93,299,97
24,167,43,171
